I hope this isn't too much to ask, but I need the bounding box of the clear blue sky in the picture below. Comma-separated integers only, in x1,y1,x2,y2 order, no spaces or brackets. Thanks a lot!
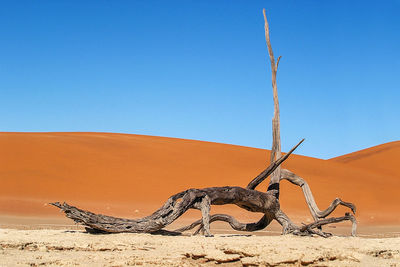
1,0,399,159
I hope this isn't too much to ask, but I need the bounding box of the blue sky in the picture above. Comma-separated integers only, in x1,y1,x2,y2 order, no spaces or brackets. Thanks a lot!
1,0,399,159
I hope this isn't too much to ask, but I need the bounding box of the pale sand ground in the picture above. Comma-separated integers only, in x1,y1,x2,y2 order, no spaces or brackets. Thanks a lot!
1,228,400,266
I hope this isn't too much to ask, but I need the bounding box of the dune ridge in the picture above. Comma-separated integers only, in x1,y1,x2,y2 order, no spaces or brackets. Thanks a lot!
330,141,400,178
0,132,399,226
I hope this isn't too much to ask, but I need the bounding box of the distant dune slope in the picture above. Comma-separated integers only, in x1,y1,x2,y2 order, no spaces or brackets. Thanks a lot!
330,141,400,178
0,132,399,225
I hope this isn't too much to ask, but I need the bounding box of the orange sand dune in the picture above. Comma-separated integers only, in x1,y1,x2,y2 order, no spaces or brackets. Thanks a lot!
330,141,400,178
0,132,399,226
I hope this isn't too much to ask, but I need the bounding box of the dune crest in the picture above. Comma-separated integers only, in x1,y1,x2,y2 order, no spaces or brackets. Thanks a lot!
330,141,400,178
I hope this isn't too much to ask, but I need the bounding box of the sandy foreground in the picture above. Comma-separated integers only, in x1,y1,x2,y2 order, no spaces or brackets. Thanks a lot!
1,229,399,267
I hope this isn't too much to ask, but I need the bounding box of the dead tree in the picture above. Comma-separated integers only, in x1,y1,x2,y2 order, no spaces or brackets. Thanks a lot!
51,9,357,237
260,8,356,223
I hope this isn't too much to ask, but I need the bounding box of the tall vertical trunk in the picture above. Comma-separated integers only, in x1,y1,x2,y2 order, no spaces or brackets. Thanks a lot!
263,9,282,197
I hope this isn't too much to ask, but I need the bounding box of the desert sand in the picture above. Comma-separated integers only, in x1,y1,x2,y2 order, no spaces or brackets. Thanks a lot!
331,141,400,178
0,132,399,266
1,229,399,266
0,132,399,224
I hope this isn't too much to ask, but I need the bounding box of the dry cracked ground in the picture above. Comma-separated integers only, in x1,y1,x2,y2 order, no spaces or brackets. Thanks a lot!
0,229,399,266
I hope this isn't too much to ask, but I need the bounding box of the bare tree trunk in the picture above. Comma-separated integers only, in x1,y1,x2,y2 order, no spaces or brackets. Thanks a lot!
261,9,356,228
50,9,357,238
175,9,357,236
263,9,282,198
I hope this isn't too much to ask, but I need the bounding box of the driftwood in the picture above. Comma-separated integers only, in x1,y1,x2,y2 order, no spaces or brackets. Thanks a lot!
51,9,357,237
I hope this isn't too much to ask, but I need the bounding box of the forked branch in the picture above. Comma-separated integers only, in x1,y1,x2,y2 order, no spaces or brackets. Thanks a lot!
247,139,304,190
280,169,356,220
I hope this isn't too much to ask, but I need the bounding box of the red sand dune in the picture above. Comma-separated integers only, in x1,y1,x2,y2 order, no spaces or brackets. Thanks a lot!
330,141,400,178
0,132,399,226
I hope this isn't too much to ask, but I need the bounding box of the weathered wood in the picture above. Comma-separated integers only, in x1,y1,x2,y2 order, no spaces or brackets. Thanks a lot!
247,139,304,190
263,8,282,191
175,10,358,237
177,204,356,238
51,9,358,238
50,142,299,235
51,137,357,238
260,8,356,229
280,169,356,220
175,214,274,234
52,187,280,234
300,212,357,237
